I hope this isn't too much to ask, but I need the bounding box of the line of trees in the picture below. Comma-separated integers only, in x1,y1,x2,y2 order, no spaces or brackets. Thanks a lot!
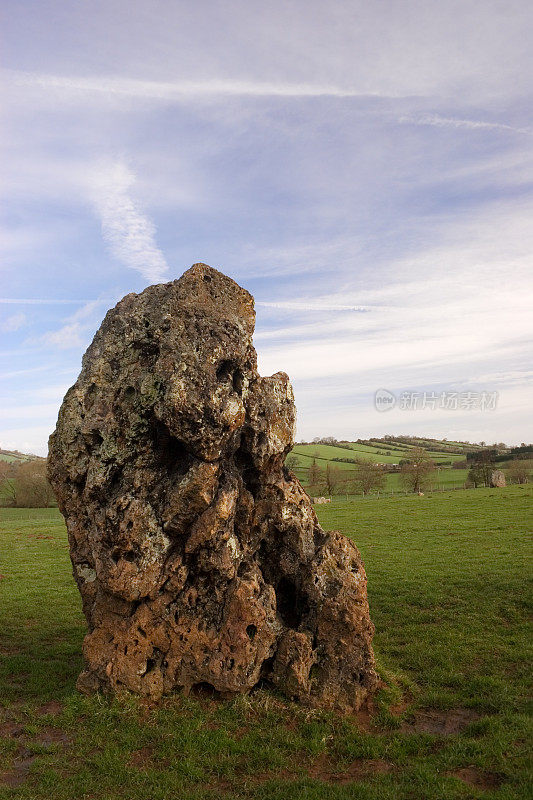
292,447,438,496
506,459,531,484
305,458,386,496
287,445,530,497
399,447,436,493
0,459,55,507
465,450,530,487
285,447,436,495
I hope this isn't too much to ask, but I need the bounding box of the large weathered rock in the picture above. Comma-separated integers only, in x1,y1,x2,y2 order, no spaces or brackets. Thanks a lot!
48,264,377,711
490,470,506,488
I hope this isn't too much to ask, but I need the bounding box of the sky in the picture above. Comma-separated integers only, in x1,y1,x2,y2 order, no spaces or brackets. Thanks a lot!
1,0,532,456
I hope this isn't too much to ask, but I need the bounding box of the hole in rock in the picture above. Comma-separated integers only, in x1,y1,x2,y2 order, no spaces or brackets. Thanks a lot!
75,473,87,492
130,600,141,615
233,369,244,395
215,360,244,395
151,419,190,473
123,550,136,562
237,561,250,578
90,431,103,447
253,656,275,691
190,682,221,699
84,383,97,410
234,437,260,499
106,467,122,496
203,274,212,283
246,624,257,641
216,359,234,383
275,577,309,630
144,652,160,674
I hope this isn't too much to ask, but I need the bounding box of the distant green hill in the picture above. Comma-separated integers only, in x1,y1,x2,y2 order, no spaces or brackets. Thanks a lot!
288,436,506,493
0,448,42,464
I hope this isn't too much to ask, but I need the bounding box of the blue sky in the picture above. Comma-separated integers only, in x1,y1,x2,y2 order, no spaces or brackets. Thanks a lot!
1,0,532,455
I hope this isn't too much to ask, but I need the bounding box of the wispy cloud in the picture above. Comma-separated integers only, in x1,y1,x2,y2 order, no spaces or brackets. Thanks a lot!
0,298,90,305
399,113,532,135
0,425,57,457
0,402,61,421
0,365,74,380
35,300,105,350
257,301,373,312
1,312,26,332
9,70,401,101
89,161,170,283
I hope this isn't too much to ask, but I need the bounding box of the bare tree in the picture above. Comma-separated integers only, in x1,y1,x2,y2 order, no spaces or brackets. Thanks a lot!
467,449,496,488
0,460,19,506
285,454,299,471
308,459,322,486
352,461,386,496
400,447,436,493
507,459,531,485
15,460,55,507
325,463,341,495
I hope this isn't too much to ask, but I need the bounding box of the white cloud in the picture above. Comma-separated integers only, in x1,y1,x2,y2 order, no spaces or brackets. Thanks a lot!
8,70,402,101
89,161,170,283
0,298,89,305
399,114,532,136
0,402,60,421
257,301,373,312
254,199,533,433
1,2,532,454
1,312,26,332
35,300,105,350
292,383,531,447
0,425,54,457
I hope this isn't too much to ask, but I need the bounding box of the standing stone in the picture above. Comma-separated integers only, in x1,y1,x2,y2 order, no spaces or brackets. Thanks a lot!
48,264,378,711
490,470,506,488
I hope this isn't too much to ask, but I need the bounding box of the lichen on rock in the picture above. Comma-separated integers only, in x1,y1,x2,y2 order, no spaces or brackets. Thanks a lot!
48,263,378,711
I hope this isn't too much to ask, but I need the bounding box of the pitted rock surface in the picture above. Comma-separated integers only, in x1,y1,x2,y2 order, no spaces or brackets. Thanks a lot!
48,264,378,710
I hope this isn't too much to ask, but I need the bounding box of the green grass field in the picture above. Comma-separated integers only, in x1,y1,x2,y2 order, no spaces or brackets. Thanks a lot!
1,488,532,799
288,438,495,493
289,438,472,495
290,442,467,467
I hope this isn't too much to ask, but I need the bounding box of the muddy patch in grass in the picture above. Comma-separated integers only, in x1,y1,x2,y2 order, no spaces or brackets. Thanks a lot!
36,700,64,716
402,708,480,735
0,746,36,787
347,696,381,732
309,753,394,784
0,720,72,788
206,754,394,792
128,745,170,770
35,727,72,747
449,767,503,789
0,721,26,739
128,745,154,768
0,719,71,748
